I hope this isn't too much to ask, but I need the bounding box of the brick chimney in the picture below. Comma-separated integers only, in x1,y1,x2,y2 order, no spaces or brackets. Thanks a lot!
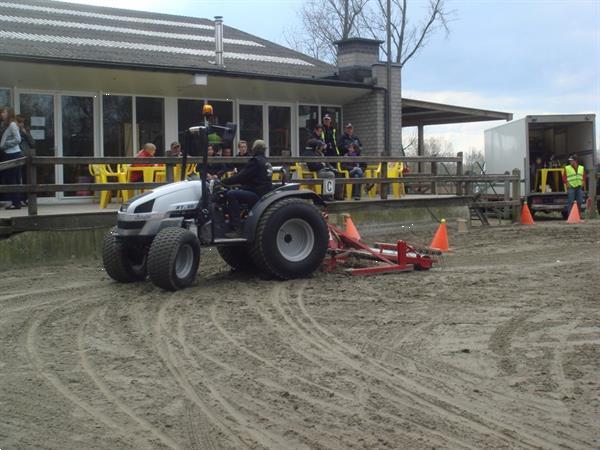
334,38,383,83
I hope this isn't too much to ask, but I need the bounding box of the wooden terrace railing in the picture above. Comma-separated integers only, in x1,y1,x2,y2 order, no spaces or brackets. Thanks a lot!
0,152,536,221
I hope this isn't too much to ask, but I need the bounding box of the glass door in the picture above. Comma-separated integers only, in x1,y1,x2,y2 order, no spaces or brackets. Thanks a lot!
61,95,95,196
136,97,164,155
268,105,291,156
19,93,55,197
0,88,11,108
239,104,264,149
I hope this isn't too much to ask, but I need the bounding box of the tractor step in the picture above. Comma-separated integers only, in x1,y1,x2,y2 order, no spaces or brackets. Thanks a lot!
213,237,248,245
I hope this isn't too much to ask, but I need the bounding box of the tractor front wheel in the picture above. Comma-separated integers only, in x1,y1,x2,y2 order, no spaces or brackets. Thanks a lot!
102,228,147,282
147,227,200,291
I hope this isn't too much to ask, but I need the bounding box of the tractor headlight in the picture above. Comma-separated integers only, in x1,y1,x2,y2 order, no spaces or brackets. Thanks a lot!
134,199,155,213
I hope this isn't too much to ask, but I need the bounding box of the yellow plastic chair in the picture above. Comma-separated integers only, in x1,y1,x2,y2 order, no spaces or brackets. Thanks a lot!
88,164,119,208
363,163,405,198
364,163,381,198
102,164,129,202
173,163,198,181
336,163,353,199
292,163,321,194
124,165,164,201
388,162,405,197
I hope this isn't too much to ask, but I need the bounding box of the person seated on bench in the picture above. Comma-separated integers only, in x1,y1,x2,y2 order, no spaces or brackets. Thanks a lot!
130,143,157,182
221,139,273,238
302,139,344,201
340,123,367,199
206,144,227,180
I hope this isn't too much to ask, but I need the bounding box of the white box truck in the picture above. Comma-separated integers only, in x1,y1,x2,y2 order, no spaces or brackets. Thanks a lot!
484,114,596,217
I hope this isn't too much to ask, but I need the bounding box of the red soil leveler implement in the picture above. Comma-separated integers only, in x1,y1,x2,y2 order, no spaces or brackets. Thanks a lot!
324,214,440,276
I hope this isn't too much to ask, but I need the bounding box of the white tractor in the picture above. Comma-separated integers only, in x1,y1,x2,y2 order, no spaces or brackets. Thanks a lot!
102,109,328,291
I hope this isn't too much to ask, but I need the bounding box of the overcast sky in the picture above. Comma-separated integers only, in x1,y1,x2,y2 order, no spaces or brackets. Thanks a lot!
60,0,600,153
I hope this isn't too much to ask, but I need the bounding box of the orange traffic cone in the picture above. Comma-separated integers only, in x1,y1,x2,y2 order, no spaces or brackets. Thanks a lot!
566,202,583,224
521,203,535,225
430,218,449,252
343,213,361,241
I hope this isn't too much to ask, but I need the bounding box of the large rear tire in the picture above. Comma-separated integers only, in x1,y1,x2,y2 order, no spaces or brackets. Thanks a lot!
102,228,147,282
217,246,253,271
147,227,200,291
249,198,328,279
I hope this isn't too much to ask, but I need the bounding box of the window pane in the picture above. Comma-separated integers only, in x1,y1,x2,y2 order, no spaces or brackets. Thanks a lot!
0,88,11,108
178,99,234,151
321,106,342,129
239,104,263,149
19,93,55,196
136,97,164,155
208,100,233,126
103,95,132,157
208,100,234,150
298,105,318,151
62,95,94,196
177,99,203,136
268,106,291,157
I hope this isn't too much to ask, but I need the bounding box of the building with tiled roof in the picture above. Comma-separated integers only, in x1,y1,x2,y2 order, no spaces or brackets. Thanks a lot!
0,0,510,199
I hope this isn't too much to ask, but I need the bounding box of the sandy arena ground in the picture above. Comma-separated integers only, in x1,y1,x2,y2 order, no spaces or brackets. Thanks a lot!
1,220,599,449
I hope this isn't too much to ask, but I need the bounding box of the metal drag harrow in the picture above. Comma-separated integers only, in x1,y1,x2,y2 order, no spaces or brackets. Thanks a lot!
324,222,440,276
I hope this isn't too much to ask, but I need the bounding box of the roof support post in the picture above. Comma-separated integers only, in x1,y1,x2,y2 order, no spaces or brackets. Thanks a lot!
385,0,392,159
418,124,424,173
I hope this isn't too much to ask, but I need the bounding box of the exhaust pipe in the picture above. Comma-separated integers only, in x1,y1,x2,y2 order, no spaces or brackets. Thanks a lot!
214,16,224,68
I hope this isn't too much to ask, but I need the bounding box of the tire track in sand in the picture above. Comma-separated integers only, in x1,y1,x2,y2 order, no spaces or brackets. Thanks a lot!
153,297,275,449
356,288,581,428
1,281,104,315
184,399,216,450
203,302,428,449
255,286,468,448
157,297,292,449
77,306,181,449
287,282,569,449
24,294,150,448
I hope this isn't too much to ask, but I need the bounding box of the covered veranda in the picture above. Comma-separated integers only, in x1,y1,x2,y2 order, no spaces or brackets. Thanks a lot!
401,98,513,156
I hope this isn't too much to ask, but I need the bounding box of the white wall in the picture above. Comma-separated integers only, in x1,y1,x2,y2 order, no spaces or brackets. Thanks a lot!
484,118,528,195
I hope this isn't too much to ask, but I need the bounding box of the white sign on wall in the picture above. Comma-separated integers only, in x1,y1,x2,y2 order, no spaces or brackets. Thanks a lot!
30,116,46,127
30,129,45,140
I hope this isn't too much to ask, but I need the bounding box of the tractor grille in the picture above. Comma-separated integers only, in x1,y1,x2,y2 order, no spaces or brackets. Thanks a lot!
117,220,145,230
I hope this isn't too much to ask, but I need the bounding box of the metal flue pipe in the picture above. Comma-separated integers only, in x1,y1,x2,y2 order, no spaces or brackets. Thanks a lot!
214,16,224,68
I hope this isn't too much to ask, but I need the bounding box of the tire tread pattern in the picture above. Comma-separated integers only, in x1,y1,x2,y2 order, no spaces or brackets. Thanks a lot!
249,198,327,280
102,230,140,283
147,227,200,291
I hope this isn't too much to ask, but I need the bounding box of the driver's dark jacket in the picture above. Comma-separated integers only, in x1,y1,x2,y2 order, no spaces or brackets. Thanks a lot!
221,153,272,196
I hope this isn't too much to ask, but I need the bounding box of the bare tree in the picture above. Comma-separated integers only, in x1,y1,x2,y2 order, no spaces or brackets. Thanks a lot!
360,0,450,65
360,0,450,155
284,0,370,63
288,0,451,156
465,148,485,171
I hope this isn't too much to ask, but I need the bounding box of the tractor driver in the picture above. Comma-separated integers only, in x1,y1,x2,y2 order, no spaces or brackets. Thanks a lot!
221,139,273,238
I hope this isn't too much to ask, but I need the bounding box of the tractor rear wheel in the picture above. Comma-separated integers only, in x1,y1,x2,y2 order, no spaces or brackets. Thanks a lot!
147,227,200,291
249,198,328,279
102,228,147,282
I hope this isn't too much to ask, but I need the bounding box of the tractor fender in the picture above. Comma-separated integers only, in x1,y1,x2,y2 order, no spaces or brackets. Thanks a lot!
243,188,324,241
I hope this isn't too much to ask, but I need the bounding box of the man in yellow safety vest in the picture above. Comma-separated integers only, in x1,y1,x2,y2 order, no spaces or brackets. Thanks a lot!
562,155,585,216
